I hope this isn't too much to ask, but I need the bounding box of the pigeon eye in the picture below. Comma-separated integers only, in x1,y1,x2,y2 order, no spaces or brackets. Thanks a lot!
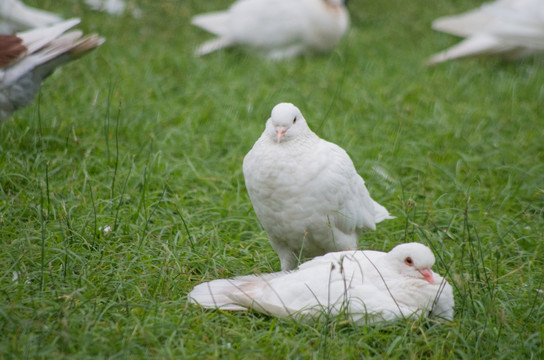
293,116,297,124
404,257,413,266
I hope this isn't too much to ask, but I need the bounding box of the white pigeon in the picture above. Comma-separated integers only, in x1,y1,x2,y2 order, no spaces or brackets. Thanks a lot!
191,0,350,59
85,0,125,16
428,0,544,64
189,242,455,324
243,103,393,271
0,0,63,34
0,19,105,121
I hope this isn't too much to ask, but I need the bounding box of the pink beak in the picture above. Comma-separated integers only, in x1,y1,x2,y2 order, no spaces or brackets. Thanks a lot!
276,127,287,143
418,268,435,284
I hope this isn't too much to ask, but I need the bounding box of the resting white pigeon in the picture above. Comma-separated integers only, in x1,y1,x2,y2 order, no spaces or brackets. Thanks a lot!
428,0,544,64
0,0,63,34
189,242,454,324
243,103,392,271
191,0,349,59
0,19,105,121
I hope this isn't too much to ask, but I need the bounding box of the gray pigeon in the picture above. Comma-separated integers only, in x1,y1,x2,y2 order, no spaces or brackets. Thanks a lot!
0,19,105,121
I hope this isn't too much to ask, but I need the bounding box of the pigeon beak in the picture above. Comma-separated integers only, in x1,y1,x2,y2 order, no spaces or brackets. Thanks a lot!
276,127,287,143
418,268,435,284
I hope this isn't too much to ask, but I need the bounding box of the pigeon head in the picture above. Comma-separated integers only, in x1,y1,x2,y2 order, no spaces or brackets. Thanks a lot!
266,103,309,143
387,243,437,284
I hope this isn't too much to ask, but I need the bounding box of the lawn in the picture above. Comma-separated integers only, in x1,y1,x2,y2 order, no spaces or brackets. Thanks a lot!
0,0,543,358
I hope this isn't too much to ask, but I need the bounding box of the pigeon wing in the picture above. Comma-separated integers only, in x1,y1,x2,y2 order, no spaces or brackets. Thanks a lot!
312,140,390,234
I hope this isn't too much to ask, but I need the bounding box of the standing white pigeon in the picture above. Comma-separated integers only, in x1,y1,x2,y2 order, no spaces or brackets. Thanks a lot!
0,19,105,121
189,242,454,324
191,0,349,59
243,103,392,271
428,0,544,64
0,0,63,34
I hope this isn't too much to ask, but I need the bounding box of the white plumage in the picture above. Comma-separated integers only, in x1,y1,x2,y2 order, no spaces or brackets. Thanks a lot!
192,0,349,59
428,0,544,64
0,0,63,34
189,242,455,324
0,19,105,121
243,103,392,271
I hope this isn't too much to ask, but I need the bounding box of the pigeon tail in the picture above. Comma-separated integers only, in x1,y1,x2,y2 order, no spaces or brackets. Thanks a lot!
195,37,234,56
67,34,106,59
427,34,514,65
191,12,230,37
18,18,81,54
431,8,493,38
33,32,105,81
188,278,251,311
5,30,104,86
373,200,394,223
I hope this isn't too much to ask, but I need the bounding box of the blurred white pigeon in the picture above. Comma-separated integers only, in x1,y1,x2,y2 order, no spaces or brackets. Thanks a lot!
85,0,142,19
0,0,63,34
189,242,454,324
428,0,544,64
85,0,125,16
192,0,349,59
0,19,105,121
243,103,393,271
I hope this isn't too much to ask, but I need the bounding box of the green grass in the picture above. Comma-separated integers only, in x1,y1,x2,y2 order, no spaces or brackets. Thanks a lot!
1,0,543,358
